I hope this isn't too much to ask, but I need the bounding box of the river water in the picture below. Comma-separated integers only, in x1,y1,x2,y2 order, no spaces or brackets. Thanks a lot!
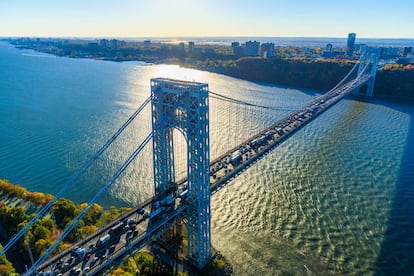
1,41,413,274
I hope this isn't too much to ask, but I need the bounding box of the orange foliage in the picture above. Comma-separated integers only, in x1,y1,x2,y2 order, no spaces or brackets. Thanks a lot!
0,179,54,206
404,64,414,70
26,192,46,205
80,225,98,236
43,194,54,205
381,63,404,71
0,264,13,275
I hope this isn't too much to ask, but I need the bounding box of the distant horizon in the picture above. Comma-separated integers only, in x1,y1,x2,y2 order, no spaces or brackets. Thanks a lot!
3,36,414,48
2,35,414,40
1,1,413,39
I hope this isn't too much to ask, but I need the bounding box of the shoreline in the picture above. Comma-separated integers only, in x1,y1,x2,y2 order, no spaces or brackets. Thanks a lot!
0,179,234,275
11,42,414,101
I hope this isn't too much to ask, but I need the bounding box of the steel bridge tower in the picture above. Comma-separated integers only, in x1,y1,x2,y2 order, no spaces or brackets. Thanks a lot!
151,78,211,268
357,46,380,97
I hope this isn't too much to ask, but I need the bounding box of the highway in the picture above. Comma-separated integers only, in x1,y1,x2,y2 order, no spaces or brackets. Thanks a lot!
34,75,369,276
208,75,369,191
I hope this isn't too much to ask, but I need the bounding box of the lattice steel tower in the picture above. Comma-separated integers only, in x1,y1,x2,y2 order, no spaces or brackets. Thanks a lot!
151,78,211,268
357,46,380,97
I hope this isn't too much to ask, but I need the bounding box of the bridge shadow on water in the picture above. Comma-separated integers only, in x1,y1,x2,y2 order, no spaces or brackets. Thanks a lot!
372,98,414,275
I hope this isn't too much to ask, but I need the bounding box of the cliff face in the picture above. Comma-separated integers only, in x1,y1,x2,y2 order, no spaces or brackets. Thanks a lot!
374,66,414,99
219,57,414,100
223,57,354,90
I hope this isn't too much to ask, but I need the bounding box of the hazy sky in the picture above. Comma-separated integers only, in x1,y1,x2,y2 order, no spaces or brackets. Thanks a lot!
0,0,413,38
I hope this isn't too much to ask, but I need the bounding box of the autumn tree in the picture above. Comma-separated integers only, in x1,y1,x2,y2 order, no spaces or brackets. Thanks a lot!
52,198,78,229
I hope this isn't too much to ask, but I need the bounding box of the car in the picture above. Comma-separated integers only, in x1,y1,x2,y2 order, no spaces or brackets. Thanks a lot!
61,262,70,271
109,244,116,254
82,267,90,275
127,219,136,225
85,244,94,253
54,262,62,270
138,208,146,215
90,257,98,267
67,256,75,264
71,247,85,259
84,253,91,261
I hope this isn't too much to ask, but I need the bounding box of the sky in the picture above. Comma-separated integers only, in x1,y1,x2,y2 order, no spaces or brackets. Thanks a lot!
0,0,413,38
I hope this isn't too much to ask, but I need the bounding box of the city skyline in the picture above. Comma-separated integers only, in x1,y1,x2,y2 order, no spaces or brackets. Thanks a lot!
0,0,413,38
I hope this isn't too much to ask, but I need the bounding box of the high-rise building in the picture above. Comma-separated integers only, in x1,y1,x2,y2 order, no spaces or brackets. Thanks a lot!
245,40,260,56
347,33,356,55
326,43,333,52
260,43,274,58
99,39,109,47
178,42,185,52
188,41,195,53
403,46,412,56
231,42,240,55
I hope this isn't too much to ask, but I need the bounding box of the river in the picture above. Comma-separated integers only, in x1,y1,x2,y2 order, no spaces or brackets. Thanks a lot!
1,41,413,274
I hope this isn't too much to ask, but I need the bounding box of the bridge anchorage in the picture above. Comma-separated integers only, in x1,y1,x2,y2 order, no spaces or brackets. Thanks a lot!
151,78,212,268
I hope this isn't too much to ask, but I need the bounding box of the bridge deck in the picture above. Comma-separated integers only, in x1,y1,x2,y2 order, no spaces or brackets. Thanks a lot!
36,75,370,275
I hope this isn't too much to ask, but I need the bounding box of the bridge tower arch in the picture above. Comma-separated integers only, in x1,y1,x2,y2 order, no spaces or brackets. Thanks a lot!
151,78,211,268
357,46,380,97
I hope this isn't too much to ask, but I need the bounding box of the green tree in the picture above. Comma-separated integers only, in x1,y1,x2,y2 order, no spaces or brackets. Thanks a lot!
52,198,78,229
34,239,51,257
0,244,17,276
33,225,50,240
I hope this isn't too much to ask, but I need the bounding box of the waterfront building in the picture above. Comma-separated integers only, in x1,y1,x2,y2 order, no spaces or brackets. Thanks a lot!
245,40,260,56
189,41,195,53
109,39,125,48
260,42,274,58
99,39,109,47
178,42,185,52
144,40,151,47
380,47,400,59
403,46,413,56
347,33,356,55
231,41,242,56
326,43,333,52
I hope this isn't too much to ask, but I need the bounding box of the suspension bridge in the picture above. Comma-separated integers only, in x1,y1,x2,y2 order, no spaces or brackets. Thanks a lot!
1,47,379,275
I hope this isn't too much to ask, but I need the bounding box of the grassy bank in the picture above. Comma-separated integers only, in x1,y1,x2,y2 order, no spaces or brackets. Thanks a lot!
0,179,131,273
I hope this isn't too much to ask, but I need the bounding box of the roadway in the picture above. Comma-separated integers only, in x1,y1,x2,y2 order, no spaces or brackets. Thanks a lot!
208,75,370,191
34,75,370,276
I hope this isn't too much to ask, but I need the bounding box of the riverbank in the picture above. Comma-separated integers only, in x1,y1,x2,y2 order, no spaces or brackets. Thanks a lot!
1,179,232,275
0,179,131,273
8,39,414,100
